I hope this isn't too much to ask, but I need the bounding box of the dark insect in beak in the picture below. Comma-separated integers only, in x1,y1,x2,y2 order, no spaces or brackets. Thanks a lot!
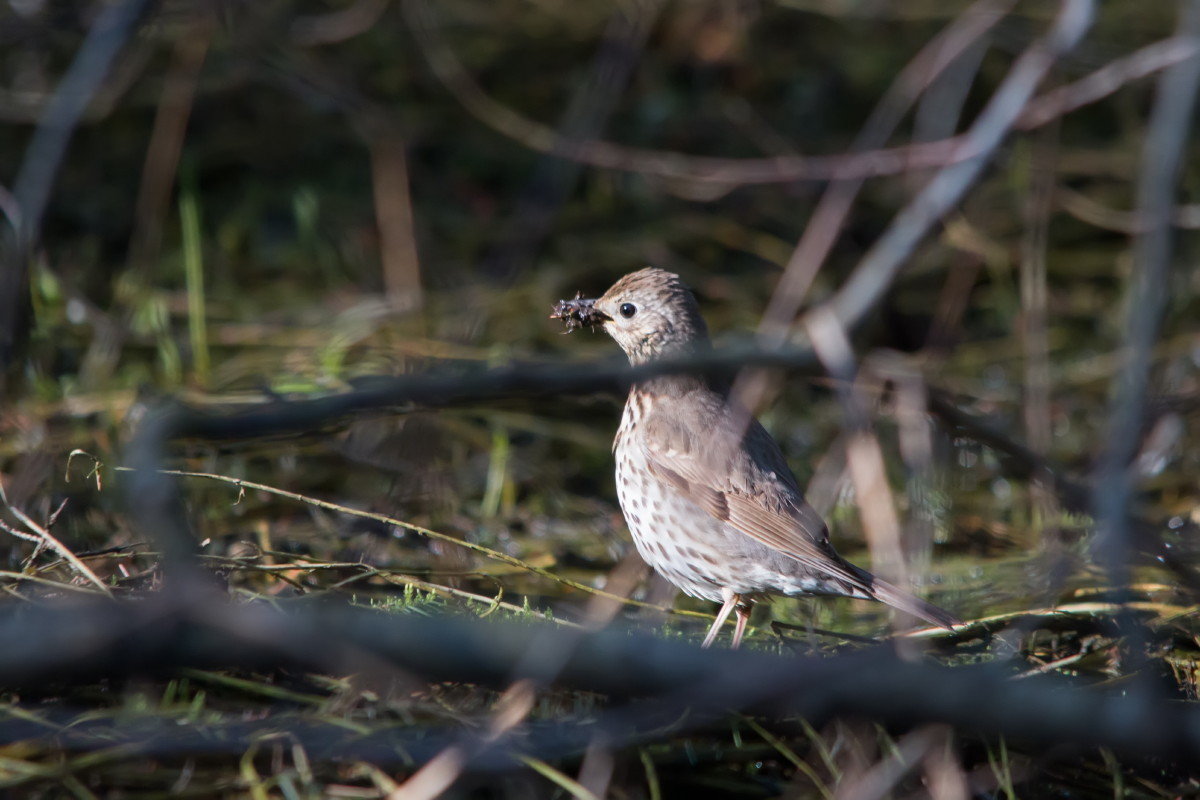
550,291,612,332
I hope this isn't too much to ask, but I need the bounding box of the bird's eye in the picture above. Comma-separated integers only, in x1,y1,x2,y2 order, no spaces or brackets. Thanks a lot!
619,303,637,318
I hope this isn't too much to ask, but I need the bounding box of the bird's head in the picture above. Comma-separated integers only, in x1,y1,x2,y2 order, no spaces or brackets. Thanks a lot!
552,268,710,365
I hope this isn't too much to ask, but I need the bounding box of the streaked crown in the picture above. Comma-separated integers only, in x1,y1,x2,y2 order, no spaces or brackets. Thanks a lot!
595,268,710,365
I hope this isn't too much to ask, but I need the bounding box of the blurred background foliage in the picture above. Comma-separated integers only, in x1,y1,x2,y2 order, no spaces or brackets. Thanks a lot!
3,0,1200,795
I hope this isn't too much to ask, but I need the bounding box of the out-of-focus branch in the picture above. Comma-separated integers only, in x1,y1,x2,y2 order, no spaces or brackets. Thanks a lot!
928,389,1200,592
119,345,816,577
403,0,1189,191
3,599,1200,763
401,0,978,185
734,0,1008,420
1057,185,1200,232
479,2,663,283
118,342,1195,584
128,346,817,445
1092,0,1200,604
825,0,1095,332
10,0,153,248
1020,126,1058,573
367,132,424,310
1,0,152,394
806,310,910,594
290,0,390,46
127,16,212,275
756,0,1013,345
1016,35,1200,129
75,12,214,390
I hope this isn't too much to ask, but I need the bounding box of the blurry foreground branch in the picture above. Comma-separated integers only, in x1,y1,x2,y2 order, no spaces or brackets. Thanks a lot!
5,598,1200,764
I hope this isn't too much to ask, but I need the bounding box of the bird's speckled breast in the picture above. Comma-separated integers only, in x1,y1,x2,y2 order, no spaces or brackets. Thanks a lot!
614,390,796,603
614,392,728,603
613,389,867,603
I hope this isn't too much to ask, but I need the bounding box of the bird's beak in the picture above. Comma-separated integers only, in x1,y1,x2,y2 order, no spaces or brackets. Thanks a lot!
550,293,611,332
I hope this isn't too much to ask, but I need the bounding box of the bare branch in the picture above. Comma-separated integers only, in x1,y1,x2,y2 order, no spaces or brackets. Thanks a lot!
826,0,1095,331
1092,0,1200,609
2,599,1200,763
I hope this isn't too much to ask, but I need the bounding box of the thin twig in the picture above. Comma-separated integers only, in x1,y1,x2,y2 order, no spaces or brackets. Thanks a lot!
0,482,112,596
115,466,711,622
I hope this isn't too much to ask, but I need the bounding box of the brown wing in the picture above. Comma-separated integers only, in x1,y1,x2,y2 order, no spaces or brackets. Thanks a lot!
638,397,871,590
637,394,962,629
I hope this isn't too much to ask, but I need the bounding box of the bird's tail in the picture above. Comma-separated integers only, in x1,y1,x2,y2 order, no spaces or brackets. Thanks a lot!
860,571,960,630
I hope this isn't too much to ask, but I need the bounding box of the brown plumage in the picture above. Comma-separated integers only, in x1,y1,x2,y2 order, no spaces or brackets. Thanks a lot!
553,267,959,648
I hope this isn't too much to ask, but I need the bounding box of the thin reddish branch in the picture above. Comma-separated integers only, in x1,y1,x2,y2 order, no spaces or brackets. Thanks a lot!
406,0,1185,189
825,0,1095,331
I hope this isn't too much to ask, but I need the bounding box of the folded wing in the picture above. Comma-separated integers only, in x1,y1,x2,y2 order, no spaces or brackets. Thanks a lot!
639,400,959,629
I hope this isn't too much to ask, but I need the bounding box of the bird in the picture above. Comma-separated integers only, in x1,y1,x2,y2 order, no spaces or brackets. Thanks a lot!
551,267,959,648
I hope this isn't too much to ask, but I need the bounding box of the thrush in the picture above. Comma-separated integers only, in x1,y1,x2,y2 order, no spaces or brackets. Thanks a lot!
552,267,959,648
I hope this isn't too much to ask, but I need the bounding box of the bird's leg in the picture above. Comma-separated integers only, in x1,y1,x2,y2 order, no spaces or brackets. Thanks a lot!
731,604,751,649
702,589,740,648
